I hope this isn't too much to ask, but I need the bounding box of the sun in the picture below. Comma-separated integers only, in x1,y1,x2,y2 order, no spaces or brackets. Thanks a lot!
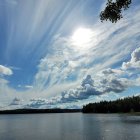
72,27,92,46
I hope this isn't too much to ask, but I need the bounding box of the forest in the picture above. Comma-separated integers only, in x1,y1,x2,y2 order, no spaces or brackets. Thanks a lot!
0,109,81,114
82,96,140,113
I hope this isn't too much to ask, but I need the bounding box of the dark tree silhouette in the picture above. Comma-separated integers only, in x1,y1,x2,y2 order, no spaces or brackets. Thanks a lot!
100,0,132,23
82,96,140,113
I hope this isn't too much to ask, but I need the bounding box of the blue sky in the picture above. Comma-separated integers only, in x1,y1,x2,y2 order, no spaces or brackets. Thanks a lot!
0,0,140,109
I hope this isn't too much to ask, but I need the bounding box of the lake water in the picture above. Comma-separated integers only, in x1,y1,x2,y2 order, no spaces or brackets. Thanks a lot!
0,113,140,140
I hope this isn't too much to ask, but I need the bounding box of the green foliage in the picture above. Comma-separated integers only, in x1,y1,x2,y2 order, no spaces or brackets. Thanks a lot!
100,0,132,23
82,95,140,113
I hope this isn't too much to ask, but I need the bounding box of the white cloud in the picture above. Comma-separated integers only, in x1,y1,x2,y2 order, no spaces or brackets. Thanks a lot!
135,77,140,86
1,2,140,108
29,73,132,108
25,85,33,89
10,97,22,105
32,5,140,104
0,78,9,85
0,65,13,76
122,47,140,70
81,75,94,87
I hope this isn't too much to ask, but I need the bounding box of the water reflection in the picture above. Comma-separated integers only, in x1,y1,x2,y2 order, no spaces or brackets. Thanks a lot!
0,113,140,140
82,114,102,140
120,115,140,124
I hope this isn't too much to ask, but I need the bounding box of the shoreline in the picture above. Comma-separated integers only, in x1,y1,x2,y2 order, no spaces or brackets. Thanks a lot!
0,109,82,114
0,109,140,115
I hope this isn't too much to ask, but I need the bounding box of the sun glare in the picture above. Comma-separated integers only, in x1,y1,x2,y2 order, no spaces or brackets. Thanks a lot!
72,27,92,47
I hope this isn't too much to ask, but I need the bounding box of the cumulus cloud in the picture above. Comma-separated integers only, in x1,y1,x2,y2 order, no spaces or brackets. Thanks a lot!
26,75,100,108
60,75,100,101
27,73,132,108
101,68,115,75
122,47,140,70
10,97,22,105
101,68,124,76
34,6,140,100
0,65,13,76
26,98,47,108
1,2,140,109
96,68,131,93
102,78,130,93
31,45,140,108
81,75,94,87
24,67,138,109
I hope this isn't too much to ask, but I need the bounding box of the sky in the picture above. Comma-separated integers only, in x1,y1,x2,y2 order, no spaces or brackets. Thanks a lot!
0,0,140,109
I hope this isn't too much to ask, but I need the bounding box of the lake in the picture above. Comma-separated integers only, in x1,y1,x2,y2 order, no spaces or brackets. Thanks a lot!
0,113,140,140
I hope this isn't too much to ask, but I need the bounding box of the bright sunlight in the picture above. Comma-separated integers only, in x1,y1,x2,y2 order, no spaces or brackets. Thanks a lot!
72,27,93,47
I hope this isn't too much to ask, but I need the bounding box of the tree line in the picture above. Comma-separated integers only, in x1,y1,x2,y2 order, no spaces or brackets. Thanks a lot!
82,95,140,113
0,109,81,114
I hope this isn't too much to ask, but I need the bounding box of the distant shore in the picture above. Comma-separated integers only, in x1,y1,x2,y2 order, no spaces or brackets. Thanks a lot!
0,108,140,115
0,109,82,114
